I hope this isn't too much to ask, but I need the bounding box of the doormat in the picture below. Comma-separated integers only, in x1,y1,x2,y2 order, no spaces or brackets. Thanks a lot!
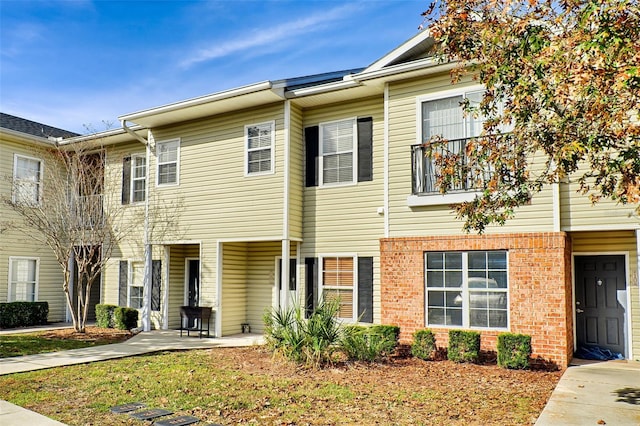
130,409,174,420
109,402,146,413
154,415,201,426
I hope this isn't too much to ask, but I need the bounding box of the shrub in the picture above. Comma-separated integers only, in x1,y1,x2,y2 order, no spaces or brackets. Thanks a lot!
114,307,139,330
448,330,480,363
0,302,49,328
497,333,532,369
264,299,343,368
95,304,117,328
341,324,400,362
411,329,437,360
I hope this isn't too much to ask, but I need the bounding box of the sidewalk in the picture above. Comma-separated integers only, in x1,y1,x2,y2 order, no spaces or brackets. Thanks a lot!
0,329,264,425
535,359,640,425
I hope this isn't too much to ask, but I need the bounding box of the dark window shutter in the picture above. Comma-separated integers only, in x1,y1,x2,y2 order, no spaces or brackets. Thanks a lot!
305,126,319,187
305,257,317,318
152,260,162,311
118,260,128,306
121,156,131,204
357,117,373,182
357,257,373,323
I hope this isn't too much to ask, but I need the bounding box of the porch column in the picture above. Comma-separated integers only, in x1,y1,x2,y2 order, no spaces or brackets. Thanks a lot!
281,239,290,310
141,243,152,332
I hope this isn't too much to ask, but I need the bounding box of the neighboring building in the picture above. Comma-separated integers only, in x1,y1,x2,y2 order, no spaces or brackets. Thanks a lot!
0,113,79,322
4,31,639,368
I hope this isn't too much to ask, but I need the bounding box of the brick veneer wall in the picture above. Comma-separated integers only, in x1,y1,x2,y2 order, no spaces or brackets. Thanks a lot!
380,233,573,368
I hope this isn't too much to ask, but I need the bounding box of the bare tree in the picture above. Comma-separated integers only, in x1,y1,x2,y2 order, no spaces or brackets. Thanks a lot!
3,140,141,332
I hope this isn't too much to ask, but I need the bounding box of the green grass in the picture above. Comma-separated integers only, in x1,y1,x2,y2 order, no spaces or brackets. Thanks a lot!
0,333,119,358
0,347,561,425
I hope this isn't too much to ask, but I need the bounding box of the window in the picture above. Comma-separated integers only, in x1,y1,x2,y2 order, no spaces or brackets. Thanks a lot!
9,257,38,302
425,251,508,329
245,122,274,175
13,154,42,205
128,262,144,309
320,118,356,186
131,155,146,202
320,256,356,320
156,140,179,185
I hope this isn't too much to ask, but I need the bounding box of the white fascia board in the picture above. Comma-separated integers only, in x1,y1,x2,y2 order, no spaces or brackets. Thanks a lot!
365,30,434,72
59,125,147,146
286,79,361,98
119,81,273,123
0,128,56,146
354,57,454,83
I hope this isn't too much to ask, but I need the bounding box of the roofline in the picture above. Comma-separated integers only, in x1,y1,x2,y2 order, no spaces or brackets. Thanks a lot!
61,124,147,145
119,81,273,122
0,127,57,146
365,29,433,72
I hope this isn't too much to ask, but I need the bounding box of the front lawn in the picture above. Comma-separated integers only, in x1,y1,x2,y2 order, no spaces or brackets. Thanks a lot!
0,346,561,425
0,327,132,357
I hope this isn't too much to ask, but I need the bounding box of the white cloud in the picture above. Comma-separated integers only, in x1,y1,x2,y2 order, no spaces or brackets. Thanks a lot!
179,3,361,69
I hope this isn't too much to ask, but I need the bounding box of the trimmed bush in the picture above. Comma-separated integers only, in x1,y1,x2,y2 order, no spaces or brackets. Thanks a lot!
114,307,139,330
95,304,117,328
497,333,532,369
448,330,480,363
341,324,399,362
0,302,49,328
411,329,437,360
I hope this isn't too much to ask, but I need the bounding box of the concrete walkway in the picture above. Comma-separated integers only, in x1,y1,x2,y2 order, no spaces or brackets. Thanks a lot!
0,328,264,425
536,359,640,425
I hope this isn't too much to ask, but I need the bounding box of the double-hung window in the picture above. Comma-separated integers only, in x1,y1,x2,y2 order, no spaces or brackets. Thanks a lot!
9,257,38,302
413,89,486,195
320,256,356,320
425,250,508,329
128,262,144,309
13,154,42,205
320,118,356,186
131,155,146,203
156,140,179,186
245,122,274,175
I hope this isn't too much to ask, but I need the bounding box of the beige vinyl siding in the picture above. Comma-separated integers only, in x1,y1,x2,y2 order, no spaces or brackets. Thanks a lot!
386,75,555,236
0,138,67,322
167,245,188,329
560,180,639,230
246,241,282,333
288,103,304,240
301,96,384,323
571,231,639,360
221,242,248,335
146,104,286,242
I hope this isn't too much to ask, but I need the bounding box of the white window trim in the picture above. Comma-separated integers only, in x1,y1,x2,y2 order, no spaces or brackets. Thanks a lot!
319,117,358,188
127,260,144,309
318,253,358,322
424,250,510,331
244,121,275,177
130,154,147,203
12,153,43,205
156,139,180,187
8,256,40,302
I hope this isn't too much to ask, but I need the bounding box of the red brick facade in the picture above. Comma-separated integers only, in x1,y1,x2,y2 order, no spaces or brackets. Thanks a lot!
380,233,573,368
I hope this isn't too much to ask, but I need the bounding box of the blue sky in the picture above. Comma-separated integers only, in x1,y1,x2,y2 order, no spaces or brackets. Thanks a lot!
1,0,425,134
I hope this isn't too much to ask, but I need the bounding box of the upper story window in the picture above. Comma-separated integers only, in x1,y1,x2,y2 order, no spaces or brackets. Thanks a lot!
245,122,274,175
13,154,42,205
157,139,180,186
9,257,39,302
425,250,508,330
320,118,357,186
131,155,147,202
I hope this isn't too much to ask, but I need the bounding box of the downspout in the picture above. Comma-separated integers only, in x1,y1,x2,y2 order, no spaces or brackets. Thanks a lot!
282,101,291,310
121,120,152,332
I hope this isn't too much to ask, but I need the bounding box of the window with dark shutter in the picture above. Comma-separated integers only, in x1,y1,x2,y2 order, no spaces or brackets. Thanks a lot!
305,257,317,318
357,257,374,323
118,260,128,306
357,117,373,182
305,126,319,187
151,260,161,311
121,157,131,204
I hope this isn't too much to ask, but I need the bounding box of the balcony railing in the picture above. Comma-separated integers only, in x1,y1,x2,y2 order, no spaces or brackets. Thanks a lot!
411,138,484,195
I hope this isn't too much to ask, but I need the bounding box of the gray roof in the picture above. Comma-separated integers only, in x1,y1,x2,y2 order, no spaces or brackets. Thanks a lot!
0,112,80,139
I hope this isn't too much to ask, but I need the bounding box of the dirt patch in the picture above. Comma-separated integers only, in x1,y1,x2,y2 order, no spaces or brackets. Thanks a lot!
38,326,133,344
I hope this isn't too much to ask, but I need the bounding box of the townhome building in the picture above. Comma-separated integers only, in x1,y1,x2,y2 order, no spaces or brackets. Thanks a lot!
2,31,638,368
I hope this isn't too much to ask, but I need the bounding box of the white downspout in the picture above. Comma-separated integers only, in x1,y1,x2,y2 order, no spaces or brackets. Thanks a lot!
121,120,152,332
282,100,291,310
383,83,390,238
